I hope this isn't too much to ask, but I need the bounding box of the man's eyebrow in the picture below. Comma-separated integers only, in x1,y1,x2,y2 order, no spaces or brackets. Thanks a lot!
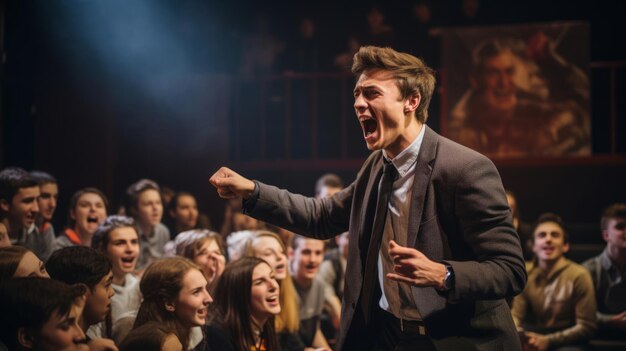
354,85,379,92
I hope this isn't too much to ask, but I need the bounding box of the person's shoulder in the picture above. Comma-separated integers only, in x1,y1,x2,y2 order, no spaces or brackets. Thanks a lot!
54,234,73,247
435,131,492,164
203,323,236,351
581,253,602,271
564,259,594,279
154,223,170,241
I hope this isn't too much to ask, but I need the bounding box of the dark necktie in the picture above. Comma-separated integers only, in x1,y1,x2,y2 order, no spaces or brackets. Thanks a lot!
360,159,398,323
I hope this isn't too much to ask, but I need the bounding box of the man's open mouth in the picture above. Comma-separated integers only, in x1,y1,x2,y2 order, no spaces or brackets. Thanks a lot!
360,117,378,138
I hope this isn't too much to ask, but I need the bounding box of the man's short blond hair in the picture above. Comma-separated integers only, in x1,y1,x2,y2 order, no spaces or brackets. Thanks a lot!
352,46,436,123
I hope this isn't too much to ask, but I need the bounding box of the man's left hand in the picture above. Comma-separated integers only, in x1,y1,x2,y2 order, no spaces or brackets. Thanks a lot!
525,332,549,351
386,240,447,288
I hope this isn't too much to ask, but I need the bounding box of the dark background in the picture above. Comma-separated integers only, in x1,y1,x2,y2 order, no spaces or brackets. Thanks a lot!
1,0,625,246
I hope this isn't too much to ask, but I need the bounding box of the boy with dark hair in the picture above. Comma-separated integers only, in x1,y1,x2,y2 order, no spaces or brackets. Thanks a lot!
0,167,54,261
29,171,58,243
124,179,170,270
512,213,596,351
0,277,87,351
583,203,626,339
92,215,141,343
46,246,115,341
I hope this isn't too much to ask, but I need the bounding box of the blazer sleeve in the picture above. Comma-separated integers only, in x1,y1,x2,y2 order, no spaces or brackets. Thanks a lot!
445,155,527,302
243,181,353,240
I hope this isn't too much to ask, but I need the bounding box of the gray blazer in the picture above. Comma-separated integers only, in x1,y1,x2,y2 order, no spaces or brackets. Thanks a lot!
244,126,527,351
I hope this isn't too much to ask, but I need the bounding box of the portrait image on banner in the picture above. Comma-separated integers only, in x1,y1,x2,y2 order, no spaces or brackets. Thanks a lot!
441,22,591,158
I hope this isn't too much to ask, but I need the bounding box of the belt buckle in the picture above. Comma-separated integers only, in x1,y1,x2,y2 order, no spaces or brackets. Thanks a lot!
400,318,426,336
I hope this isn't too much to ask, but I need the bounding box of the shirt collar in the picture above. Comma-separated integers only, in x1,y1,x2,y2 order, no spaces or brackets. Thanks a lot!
600,248,613,270
383,124,426,177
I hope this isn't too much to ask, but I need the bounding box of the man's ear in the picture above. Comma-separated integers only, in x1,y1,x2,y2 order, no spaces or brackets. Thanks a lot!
17,327,35,348
403,93,421,114
0,199,10,213
602,230,610,243
563,242,570,254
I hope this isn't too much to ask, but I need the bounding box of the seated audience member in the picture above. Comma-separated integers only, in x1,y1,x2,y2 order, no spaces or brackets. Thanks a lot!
506,190,534,260
167,192,200,237
46,246,115,341
55,188,108,250
318,231,348,340
220,198,263,238
243,231,310,351
30,171,59,240
0,277,87,351
0,222,9,247
0,246,49,281
0,167,54,261
512,213,597,351
204,257,281,351
91,215,142,343
314,173,343,199
119,322,182,351
226,230,256,261
124,179,170,270
583,203,626,339
133,257,212,351
289,235,331,349
170,229,226,290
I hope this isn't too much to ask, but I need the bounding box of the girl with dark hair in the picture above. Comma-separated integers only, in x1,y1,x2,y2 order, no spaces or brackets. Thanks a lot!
0,246,49,281
133,257,212,350
204,256,281,351
54,187,108,250
243,231,309,351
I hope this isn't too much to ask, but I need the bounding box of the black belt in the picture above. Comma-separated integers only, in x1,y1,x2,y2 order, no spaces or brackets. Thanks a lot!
382,311,427,336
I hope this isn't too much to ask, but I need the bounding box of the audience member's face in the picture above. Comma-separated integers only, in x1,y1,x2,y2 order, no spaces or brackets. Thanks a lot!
71,193,107,236
106,226,139,277
38,183,59,222
162,334,183,351
291,239,325,283
354,69,414,158
532,221,569,264
34,297,86,351
474,50,518,115
253,236,288,280
367,8,385,29
506,193,518,218
232,212,260,231
0,223,10,247
193,238,224,279
317,185,342,199
136,189,163,229
603,217,626,250
250,263,280,325
14,251,49,278
84,271,114,325
3,186,40,231
173,269,212,328
171,195,198,232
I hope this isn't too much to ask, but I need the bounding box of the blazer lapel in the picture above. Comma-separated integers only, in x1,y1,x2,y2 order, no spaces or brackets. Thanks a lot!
407,126,438,248
357,155,385,266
